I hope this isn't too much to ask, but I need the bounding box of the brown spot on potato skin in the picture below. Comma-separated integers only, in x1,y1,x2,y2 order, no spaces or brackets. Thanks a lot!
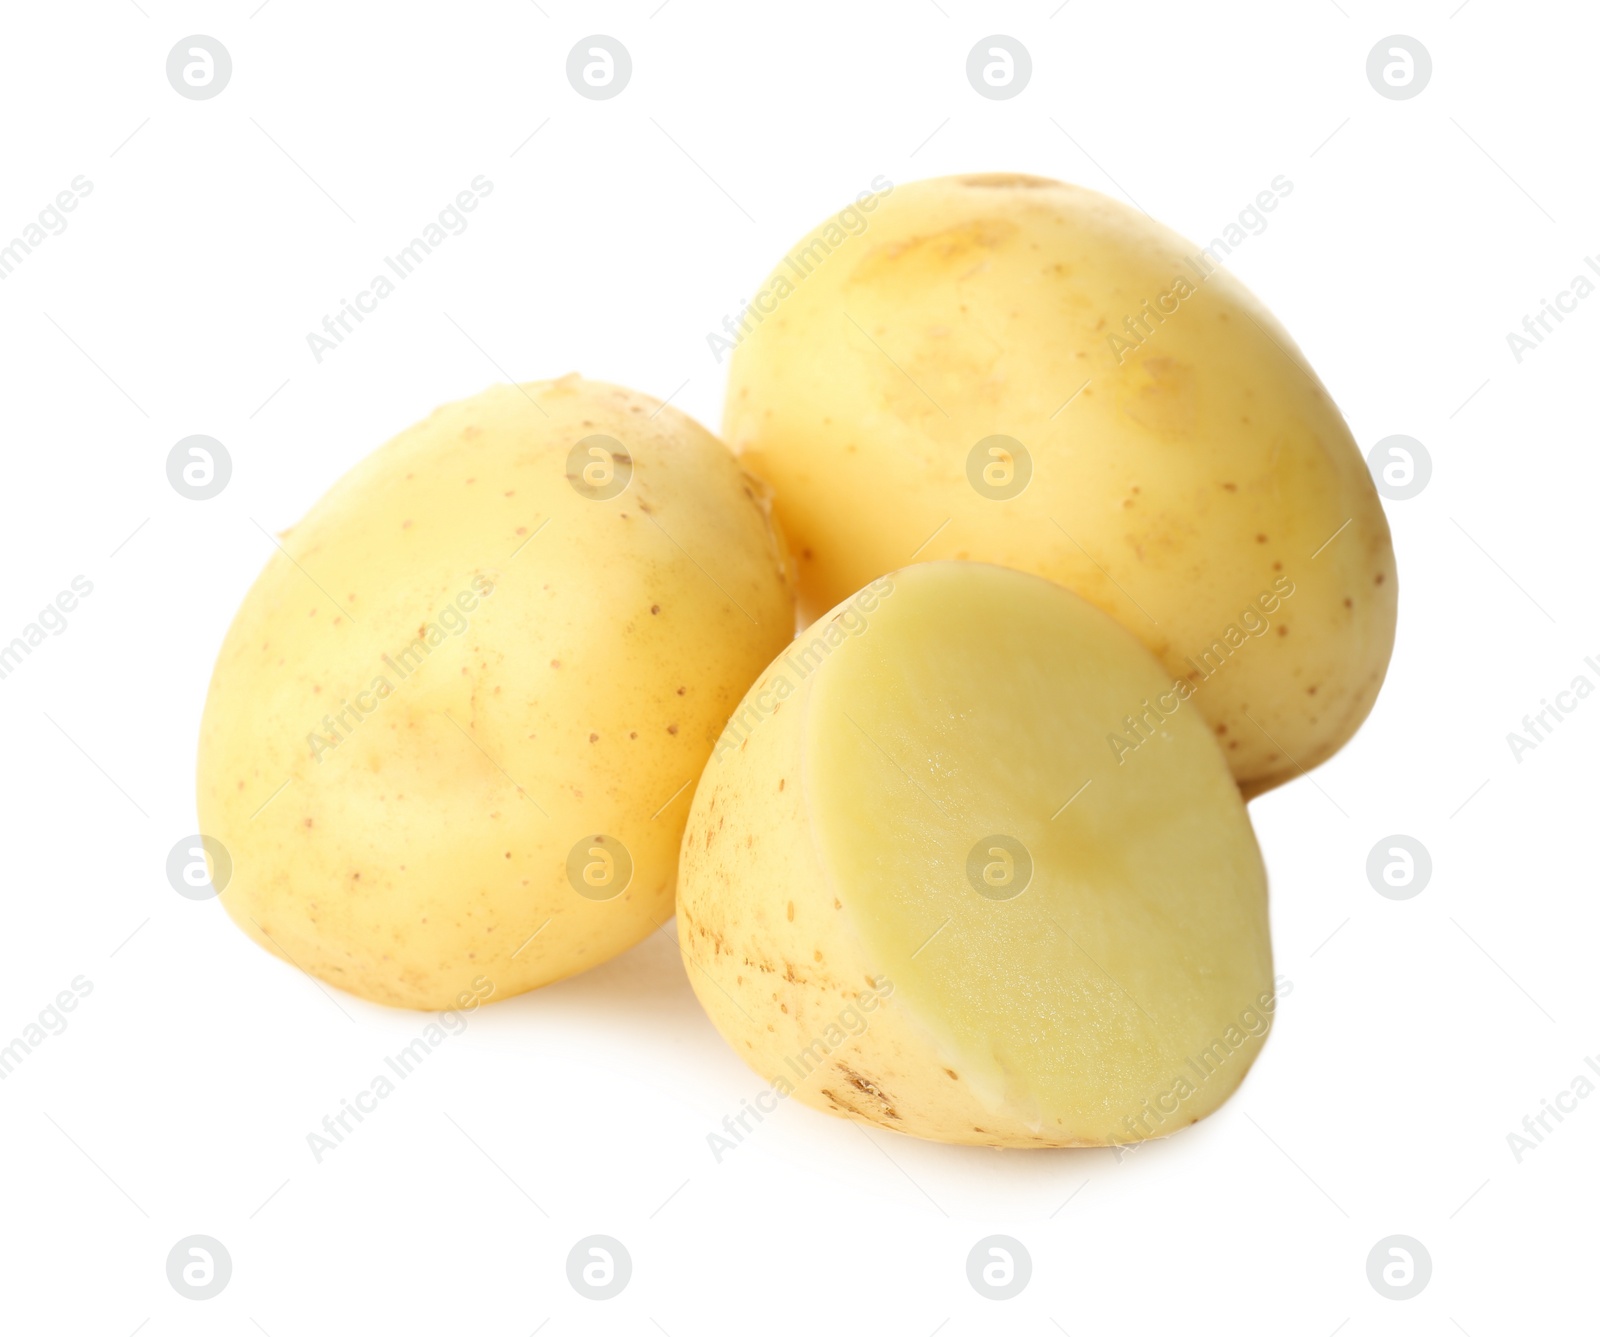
838,1066,899,1120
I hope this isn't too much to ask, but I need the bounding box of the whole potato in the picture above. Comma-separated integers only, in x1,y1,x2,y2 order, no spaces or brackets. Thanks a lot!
679,562,1276,1148
724,173,1396,794
198,376,793,1009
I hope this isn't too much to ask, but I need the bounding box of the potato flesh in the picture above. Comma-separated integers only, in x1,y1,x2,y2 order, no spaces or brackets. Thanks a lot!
807,564,1272,1139
678,562,1273,1146
725,174,1397,793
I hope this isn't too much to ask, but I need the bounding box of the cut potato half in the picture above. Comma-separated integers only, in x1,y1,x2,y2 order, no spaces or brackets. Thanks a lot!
679,561,1277,1147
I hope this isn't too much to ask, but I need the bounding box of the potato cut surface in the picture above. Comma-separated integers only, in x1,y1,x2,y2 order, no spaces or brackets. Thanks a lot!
678,561,1276,1146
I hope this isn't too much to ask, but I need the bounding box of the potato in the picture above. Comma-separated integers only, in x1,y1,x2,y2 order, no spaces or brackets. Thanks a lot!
197,376,793,1009
678,561,1276,1148
724,173,1396,794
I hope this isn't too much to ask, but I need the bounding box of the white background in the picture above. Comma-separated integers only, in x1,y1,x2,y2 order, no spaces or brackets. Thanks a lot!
0,2,1593,1333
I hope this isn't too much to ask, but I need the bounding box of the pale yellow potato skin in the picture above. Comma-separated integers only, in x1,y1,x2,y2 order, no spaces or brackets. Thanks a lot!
679,563,1274,1149
198,377,792,1009
679,627,1023,1146
724,173,1397,793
